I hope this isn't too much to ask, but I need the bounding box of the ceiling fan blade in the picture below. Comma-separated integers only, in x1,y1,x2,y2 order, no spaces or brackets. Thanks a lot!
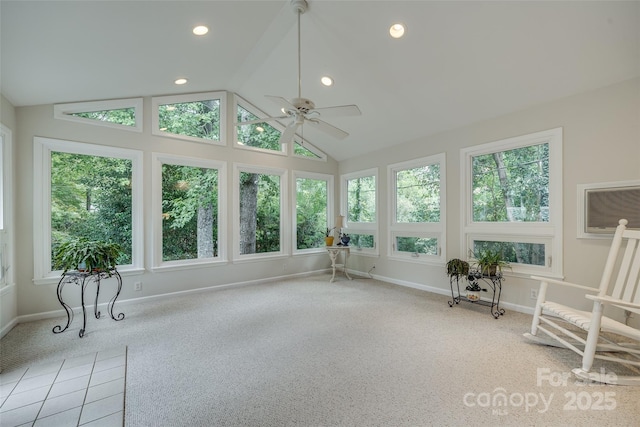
265,95,296,112
311,104,361,118
236,115,289,126
278,121,300,145
306,118,349,140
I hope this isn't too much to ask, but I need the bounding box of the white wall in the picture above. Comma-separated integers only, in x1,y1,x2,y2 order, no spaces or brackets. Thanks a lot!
13,95,339,318
0,94,17,336
340,78,640,318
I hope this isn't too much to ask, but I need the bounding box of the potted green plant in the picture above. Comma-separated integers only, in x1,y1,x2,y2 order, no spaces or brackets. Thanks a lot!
54,238,123,275
446,258,469,278
471,248,510,277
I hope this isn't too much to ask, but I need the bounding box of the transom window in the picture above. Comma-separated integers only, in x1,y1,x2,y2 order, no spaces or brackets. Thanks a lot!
54,98,143,132
461,128,563,277
152,92,226,145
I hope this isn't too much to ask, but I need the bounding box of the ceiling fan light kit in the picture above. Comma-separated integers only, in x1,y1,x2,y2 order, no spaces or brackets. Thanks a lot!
236,0,361,146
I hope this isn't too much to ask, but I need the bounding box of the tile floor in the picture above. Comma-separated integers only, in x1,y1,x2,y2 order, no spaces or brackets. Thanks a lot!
0,346,126,427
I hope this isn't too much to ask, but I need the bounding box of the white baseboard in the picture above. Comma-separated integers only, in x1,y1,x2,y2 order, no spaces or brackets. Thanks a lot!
349,269,534,316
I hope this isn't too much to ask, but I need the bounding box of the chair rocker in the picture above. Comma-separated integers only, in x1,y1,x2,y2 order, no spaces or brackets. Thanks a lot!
524,219,640,385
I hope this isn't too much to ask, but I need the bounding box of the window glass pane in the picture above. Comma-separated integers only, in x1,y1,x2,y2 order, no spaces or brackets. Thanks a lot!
347,175,375,223
239,172,280,254
349,233,374,249
70,108,136,127
472,143,549,222
294,142,321,159
395,236,438,255
396,164,440,223
473,240,545,266
51,152,132,268
162,164,219,261
159,99,220,141
296,177,327,250
236,105,282,151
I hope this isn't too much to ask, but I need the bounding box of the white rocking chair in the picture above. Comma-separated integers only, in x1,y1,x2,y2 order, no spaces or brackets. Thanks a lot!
524,219,640,385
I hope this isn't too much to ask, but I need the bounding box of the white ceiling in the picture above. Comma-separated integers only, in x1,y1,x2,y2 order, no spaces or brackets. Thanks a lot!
2,1,639,161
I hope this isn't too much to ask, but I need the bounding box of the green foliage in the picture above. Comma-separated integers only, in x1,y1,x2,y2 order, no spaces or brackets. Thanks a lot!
396,236,438,255
159,100,220,141
348,175,375,223
236,105,282,151
71,108,136,126
470,248,511,276
296,178,328,249
446,258,469,277
53,238,122,274
472,143,549,222
396,164,440,223
51,152,132,265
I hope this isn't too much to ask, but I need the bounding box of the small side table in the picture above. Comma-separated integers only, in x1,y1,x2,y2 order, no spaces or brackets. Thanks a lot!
53,269,125,338
326,246,353,283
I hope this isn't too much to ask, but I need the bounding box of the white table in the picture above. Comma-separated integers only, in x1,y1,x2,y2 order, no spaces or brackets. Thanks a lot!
327,246,353,283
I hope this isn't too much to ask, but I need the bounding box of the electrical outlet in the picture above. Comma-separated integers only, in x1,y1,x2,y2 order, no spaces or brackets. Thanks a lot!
134,282,142,291
530,288,538,300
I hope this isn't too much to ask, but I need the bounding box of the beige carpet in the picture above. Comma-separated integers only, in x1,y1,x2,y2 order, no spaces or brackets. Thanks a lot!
1,274,639,426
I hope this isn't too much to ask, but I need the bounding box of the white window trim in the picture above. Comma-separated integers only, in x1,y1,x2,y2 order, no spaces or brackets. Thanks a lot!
233,95,287,156
233,163,289,262
0,124,14,288
33,137,144,284
54,98,143,132
460,127,563,278
292,170,334,254
341,168,379,256
387,154,446,264
293,137,327,162
152,91,227,146
151,153,228,271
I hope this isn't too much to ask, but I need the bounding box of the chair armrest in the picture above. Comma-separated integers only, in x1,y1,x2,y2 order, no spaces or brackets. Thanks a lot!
585,294,640,311
530,276,598,292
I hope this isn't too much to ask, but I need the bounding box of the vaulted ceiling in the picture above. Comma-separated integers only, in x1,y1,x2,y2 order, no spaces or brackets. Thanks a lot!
1,1,638,161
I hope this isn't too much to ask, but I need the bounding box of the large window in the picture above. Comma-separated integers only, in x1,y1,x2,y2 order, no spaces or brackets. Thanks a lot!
233,164,288,260
294,172,333,252
388,154,446,263
33,137,144,282
152,154,227,269
342,169,378,254
152,92,226,145
461,128,562,277
0,125,12,288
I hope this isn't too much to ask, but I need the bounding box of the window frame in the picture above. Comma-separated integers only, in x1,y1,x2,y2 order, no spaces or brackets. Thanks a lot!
460,127,563,277
233,95,287,156
0,124,13,288
341,168,379,256
292,171,334,254
33,137,144,284
151,153,227,271
54,98,143,132
388,154,446,264
232,163,289,262
152,91,227,146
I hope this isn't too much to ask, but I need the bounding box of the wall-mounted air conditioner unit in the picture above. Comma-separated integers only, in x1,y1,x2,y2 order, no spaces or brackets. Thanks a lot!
578,180,640,238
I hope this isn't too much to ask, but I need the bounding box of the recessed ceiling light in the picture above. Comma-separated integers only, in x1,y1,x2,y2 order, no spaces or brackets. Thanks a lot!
174,78,188,85
389,23,405,39
193,25,208,36
321,76,333,86
256,126,264,133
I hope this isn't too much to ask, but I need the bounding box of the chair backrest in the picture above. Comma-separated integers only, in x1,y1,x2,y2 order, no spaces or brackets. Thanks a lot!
599,219,640,311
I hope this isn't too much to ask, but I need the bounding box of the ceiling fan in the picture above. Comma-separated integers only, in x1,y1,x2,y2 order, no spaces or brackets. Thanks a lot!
237,0,361,145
